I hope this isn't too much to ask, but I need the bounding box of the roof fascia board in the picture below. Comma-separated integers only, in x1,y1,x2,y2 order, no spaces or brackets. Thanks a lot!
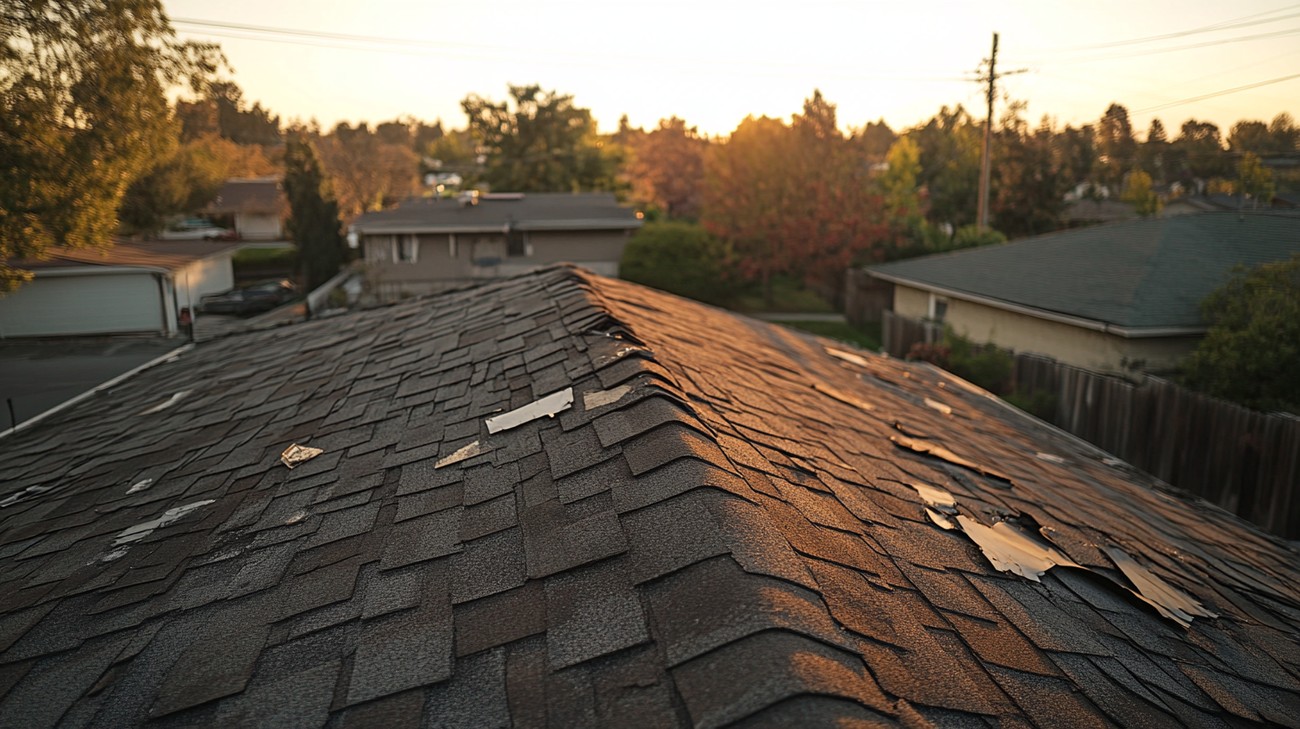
868,271,1204,339
357,220,640,235
33,265,172,277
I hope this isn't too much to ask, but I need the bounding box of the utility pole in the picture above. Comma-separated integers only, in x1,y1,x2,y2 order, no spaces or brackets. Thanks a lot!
976,33,998,231
974,33,1025,230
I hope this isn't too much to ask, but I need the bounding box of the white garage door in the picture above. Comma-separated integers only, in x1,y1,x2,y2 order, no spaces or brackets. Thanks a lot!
0,272,164,337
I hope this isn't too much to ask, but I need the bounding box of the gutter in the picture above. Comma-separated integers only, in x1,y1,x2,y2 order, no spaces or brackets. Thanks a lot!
866,271,1206,339
0,343,194,441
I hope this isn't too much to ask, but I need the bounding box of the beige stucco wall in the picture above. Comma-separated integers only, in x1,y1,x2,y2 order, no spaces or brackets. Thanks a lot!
893,284,1201,373
363,229,631,300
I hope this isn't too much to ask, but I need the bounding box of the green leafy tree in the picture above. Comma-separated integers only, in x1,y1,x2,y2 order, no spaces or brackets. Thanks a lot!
1122,169,1161,217
1138,118,1169,183
461,85,618,192
619,221,736,305
909,106,982,230
1236,152,1275,207
284,134,346,290
0,0,220,291
1182,255,1300,413
991,113,1068,237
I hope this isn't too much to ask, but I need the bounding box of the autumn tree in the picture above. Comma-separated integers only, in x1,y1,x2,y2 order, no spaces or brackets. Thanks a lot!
703,91,886,305
1122,169,1161,217
1236,153,1274,207
284,134,346,290
317,122,418,221
461,85,618,192
175,81,280,146
0,0,220,291
625,117,708,220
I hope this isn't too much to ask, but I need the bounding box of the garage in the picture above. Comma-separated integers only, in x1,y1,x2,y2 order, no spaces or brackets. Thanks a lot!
0,240,240,338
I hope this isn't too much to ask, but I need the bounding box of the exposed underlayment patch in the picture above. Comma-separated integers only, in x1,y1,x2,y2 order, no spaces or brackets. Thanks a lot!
890,434,1014,485
811,382,875,411
138,390,190,415
126,478,154,495
923,398,952,415
912,483,957,511
824,347,870,368
485,388,574,434
1104,546,1218,628
956,515,1081,581
112,500,216,547
435,440,491,469
583,385,631,411
281,444,324,469
1035,452,1066,464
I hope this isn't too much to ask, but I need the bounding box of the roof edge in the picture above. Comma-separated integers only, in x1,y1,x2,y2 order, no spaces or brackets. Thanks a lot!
867,272,1205,338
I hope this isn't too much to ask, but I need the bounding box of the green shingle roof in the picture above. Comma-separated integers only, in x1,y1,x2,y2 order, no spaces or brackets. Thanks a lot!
868,212,1300,332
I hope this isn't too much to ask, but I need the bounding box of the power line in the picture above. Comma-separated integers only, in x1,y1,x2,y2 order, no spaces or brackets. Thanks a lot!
1059,4,1300,51
1015,25,1300,67
1132,72,1300,113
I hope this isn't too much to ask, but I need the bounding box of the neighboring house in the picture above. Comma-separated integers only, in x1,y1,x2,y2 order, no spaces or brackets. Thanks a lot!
1063,198,1138,227
867,212,1300,373
1,265,1298,726
0,240,240,338
205,177,287,240
351,191,641,300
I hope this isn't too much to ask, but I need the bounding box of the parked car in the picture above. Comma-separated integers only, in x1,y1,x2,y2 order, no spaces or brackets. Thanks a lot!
159,218,235,240
199,280,296,315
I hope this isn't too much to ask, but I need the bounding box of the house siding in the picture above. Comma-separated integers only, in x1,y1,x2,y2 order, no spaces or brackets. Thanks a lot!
893,283,1201,373
363,229,630,300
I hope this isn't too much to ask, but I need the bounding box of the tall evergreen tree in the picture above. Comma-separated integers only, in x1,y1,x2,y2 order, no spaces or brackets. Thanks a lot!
284,135,346,290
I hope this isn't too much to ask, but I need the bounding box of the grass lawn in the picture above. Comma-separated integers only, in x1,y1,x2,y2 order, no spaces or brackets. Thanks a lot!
233,247,297,266
778,320,882,351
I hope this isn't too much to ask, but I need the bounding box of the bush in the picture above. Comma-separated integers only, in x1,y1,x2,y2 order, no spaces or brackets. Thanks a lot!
1003,389,1058,421
908,329,1013,395
620,221,738,306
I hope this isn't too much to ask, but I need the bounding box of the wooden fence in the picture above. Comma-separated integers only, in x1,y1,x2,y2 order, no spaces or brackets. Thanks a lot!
1013,354,1300,539
879,312,1300,538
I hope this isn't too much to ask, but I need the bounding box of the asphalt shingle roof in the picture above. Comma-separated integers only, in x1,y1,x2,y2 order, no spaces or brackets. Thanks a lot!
352,192,641,234
2,265,1299,726
868,212,1300,330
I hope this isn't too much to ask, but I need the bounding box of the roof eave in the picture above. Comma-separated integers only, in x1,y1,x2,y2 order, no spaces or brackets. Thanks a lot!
869,272,1206,339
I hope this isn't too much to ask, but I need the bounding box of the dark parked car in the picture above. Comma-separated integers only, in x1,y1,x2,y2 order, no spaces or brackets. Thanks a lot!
199,280,296,316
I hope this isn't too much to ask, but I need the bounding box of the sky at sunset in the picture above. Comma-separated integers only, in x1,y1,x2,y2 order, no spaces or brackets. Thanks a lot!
162,0,1300,137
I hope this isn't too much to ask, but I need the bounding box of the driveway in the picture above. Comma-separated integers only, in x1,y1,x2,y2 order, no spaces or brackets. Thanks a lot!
0,337,184,429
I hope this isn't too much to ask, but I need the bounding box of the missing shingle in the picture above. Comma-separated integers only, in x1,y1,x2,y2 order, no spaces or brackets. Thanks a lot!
825,347,870,368
126,478,154,494
112,499,217,547
1036,452,1066,464
1103,546,1217,628
911,483,957,513
890,434,1014,485
812,382,875,411
435,440,492,469
926,509,958,530
0,484,54,508
924,398,953,415
956,515,1081,582
485,388,574,433
583,384,631,410
139,390,190,415
281,444,324,469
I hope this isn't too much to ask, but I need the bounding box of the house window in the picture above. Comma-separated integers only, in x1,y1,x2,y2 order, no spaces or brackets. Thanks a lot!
928,294,948,323
506,230,529,258
365,236,390,263
395,235,419,263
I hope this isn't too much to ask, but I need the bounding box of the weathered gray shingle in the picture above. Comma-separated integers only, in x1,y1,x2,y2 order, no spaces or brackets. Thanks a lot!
0,264,1298,727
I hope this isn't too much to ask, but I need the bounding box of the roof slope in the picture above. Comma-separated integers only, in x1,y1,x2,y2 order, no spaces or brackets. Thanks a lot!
2,266,1299,727
14,240,241,273
868,212,1300,330
352,192,641,234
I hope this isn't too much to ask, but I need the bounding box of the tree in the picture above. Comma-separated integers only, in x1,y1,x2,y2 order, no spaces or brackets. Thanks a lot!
283,135,346,290
1236,153,1274,207
1228,120,1271,155
1172,120,1230,182
317,123,418,221
619,221,736,305
1095,103,1137,189
624,117,708,220
1139,118,1169,182
991,113,1068,237
703,91,887,305
0,0,220,291
461,85,618,192
909,106,982,230
1121,169,1161,217
1182,255,1300,413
